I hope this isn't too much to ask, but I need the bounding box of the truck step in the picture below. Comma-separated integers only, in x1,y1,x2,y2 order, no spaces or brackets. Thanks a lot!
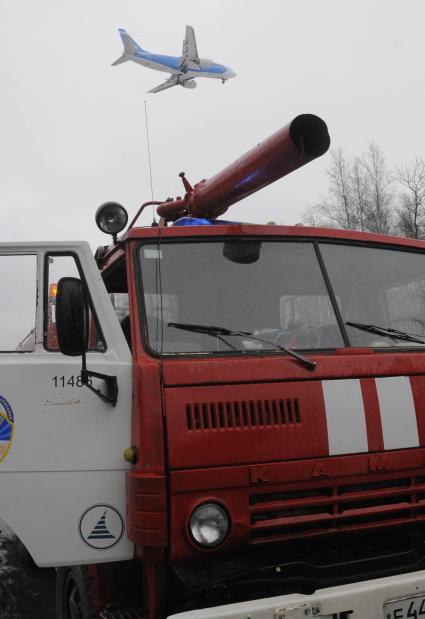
100,607,145,619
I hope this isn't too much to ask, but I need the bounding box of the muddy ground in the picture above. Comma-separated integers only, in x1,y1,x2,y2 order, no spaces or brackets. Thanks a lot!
0,521,56,618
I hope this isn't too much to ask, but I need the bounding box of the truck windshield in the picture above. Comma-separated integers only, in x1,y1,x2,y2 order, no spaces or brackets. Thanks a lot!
139,240,344,354
320,243,425,348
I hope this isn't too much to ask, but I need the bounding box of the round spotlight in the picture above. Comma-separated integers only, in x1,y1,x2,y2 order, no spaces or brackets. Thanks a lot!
95,202,128,237
189,503,229,548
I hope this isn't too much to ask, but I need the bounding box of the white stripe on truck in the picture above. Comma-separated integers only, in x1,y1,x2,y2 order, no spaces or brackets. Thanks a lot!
322,379,368,455
376,376,419,450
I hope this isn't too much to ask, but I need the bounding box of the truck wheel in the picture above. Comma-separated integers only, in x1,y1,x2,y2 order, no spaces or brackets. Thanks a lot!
56,565,98,619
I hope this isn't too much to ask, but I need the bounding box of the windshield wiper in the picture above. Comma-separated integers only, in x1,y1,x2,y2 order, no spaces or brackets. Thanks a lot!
346,321,425,345
168,322,316,370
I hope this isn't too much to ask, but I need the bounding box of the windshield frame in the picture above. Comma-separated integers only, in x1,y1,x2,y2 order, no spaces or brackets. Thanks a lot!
135,236,343,359
135,236,425,359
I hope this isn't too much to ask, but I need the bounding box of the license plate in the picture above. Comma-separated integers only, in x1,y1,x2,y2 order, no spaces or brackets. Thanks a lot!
384,593,425,618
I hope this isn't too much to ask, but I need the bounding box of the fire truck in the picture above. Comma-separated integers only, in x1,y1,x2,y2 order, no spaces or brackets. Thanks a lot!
2,114,425,619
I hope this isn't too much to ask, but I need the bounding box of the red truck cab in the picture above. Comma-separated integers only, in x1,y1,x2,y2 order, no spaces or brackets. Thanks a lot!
89,219,425,618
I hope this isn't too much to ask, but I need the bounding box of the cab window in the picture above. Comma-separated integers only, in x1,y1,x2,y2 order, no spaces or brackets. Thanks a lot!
0,255,37,352
139,240,344,354
320,243,425,348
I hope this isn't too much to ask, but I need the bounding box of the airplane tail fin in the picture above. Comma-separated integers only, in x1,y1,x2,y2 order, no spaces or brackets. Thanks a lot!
111,55,129,66
118,28,145,55
112,29,146,67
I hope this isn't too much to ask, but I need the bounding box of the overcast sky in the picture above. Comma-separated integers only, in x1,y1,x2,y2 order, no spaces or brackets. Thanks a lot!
1,0,425,248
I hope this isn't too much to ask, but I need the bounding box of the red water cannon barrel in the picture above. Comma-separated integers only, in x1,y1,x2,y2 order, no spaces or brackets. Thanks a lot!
156,114,330,222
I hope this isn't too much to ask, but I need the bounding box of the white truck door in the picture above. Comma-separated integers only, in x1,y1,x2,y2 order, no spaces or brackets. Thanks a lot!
0,242,133,566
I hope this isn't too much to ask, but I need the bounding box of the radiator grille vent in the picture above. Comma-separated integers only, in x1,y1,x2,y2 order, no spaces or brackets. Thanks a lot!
249,475,425,545
185,399,301,431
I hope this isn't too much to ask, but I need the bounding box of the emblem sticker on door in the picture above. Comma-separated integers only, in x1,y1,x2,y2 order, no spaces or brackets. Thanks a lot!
79,504,124,550
0,396,14,463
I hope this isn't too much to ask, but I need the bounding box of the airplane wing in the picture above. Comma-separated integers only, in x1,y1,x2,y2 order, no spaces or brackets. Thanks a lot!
148,75,179,93
182,25,199,63
148,74,196,94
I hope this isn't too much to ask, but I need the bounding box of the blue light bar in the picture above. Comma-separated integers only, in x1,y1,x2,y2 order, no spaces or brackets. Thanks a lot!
172,217,238,226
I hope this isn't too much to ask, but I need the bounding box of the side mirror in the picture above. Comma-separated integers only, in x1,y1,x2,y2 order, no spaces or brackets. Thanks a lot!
56,277,87,356
56,277,118,406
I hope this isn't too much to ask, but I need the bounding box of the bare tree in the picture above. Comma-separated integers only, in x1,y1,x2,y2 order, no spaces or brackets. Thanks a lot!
361,143,394,234
304,142,394,234
308,149,357,229
351,158,369,231
302,206,322,227
396,157,425,239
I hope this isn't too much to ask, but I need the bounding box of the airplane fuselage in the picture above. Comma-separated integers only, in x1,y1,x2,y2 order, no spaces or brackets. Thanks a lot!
132,51,234,81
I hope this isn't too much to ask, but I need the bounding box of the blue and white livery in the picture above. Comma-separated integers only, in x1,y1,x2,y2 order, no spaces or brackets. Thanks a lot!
112,26,236,93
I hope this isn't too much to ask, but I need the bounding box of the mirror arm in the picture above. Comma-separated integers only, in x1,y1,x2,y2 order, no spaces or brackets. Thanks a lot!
81,369,118,407
80,282,118,407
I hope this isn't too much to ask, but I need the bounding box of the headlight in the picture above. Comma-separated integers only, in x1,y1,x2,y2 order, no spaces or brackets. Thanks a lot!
95,202,128,236
189,503,229,548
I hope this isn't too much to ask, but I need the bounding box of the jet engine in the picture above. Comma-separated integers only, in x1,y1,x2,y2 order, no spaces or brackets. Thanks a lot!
182,80,197,89
197,58,213,68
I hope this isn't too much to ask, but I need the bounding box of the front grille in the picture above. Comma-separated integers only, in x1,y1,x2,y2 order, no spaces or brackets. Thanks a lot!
250,474,425,544
185,398,301,431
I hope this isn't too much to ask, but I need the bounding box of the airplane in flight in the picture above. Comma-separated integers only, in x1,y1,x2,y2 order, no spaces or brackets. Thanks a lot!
112,26,236,93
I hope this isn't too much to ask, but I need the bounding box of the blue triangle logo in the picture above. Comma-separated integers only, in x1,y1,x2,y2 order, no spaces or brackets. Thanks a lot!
87,511,116,540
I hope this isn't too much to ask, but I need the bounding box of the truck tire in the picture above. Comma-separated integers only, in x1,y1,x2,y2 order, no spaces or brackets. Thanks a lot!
56,565,98,619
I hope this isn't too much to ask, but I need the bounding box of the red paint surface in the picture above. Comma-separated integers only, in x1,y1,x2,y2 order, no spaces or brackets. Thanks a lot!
169,449,425,561
164,381,329,468
108,225,425,602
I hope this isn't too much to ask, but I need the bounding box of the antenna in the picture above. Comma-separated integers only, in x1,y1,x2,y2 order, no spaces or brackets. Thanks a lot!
144,100,156,222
